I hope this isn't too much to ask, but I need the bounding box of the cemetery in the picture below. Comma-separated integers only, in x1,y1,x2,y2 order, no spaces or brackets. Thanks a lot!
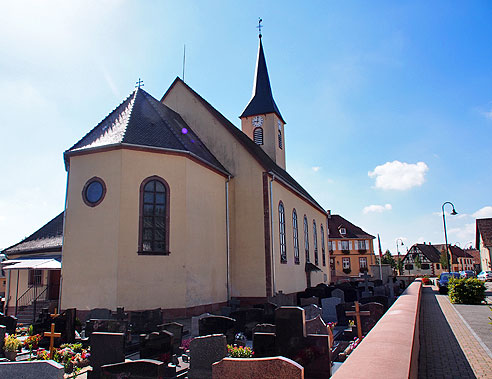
0,272,414,378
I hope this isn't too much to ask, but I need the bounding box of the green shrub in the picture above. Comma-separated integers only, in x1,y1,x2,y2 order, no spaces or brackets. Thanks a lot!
448,278,486,304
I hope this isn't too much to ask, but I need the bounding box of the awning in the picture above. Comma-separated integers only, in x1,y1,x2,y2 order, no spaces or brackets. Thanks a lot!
2,258,61,270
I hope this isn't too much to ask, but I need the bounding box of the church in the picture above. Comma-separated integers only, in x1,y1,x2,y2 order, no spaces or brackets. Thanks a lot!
3,33,330,318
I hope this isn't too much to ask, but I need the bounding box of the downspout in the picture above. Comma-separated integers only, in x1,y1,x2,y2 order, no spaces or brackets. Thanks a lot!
269,172,276,294
225,176,231,302
5,269,11,315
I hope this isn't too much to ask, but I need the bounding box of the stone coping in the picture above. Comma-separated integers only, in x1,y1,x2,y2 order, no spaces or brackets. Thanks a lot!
332,279,422,379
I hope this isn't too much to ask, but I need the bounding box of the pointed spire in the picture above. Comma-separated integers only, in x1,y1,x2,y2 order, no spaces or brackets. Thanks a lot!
240,36,285,123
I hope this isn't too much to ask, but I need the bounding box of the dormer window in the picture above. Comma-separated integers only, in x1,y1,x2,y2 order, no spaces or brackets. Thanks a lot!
339,227,346,236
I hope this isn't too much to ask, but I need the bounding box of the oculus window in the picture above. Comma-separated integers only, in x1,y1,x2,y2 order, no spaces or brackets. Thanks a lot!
82,177,106,207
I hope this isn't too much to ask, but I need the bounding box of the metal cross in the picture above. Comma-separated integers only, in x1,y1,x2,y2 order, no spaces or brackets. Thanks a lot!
257,18,263,37
135,78,144,88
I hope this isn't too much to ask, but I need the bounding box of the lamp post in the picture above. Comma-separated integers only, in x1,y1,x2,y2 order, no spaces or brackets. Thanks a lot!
396,238,404,275
442,202,458,273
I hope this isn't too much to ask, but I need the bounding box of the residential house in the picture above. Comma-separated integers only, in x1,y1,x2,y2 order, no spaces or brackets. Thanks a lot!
476,218,492,271
434,244,474,272
402,243,443,276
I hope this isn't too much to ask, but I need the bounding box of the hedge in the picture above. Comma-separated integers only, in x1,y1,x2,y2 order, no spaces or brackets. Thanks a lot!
448,278,486,304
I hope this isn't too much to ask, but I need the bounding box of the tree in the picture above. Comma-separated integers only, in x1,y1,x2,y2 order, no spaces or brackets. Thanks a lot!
440,251,448,270
414,254,422,270
382,250,396,268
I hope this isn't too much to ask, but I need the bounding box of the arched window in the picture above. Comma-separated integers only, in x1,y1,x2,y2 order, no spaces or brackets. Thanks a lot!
292,209,300,264
321,224,326,266
313,220,319,266
304,216,310,263
139,176,170,255
279,202,287,263
278,130,282,149
254,127,264,145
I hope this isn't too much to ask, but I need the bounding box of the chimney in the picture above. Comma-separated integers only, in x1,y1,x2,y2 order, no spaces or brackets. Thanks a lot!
327,210,331,219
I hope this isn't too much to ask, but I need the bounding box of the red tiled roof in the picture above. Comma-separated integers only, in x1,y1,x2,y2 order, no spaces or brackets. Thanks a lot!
476,218,492,249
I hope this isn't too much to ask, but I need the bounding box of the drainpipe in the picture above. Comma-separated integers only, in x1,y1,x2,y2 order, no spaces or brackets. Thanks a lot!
269,172,276,294
14,270,19,316
5,270,11,315
225,176,231,302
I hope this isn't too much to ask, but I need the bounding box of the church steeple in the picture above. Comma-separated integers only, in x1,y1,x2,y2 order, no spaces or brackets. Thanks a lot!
240,31,286,169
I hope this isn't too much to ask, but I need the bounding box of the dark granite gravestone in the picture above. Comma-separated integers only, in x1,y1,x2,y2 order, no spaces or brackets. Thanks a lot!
88,308,112,320
374,286,386,296
300,296,319,307
63,308,76,344
230,308,263,338
305,315,329,335
252,323,276,334
331,289,345,303
188,334,227,379
139,331,173,362
88,332,125,379
275,307,306,358
304,286,326,299
335,303,355,326
321,297,341,323
268,290,295,306
303,304,322,320
359,302,385,335
111,307,128,321
0,313,17,334
198,315,236,344
373,279,383,287
101,359,170,379
229,298,240,312
85,319,129,339
253,302,277,324
343,287,358,302
0,325,5,358
253,332,277,358
158,322,183,354
129,309,162,334
359,296,389,311
31,309,76,345
191,313,211,337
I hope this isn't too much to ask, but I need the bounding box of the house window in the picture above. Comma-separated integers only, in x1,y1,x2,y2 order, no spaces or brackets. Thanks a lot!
339,227,346,235
321,224,326,266
328,241,333,251
357,240,366,250
139,176,170,255
341,240,349,251
82,177,106,207
405,264,414,270
292,209,300,264
342,257,351,269
421,263,430,270
304,216,310,263
330,257,335,270
436,263,440,269
313,220,319,266
29,269,42,286
359,257,367,269
253,127,263,145
279,202,287,263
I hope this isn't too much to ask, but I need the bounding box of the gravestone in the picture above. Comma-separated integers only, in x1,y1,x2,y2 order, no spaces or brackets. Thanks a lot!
140,331,173,362
275,307,306,358
159,322,183,354
230,308,263,338
212,356,304,379
88,308,112,320
361,290,372,298
0,361,64,379
344,287,358,302
88,332,125,379
191,313,211,337
300,296,319,307
198,315,236,344
101,359,169,379
130,309,162,334
85,319,129,339
303,304,322,320
331,289,345,303
268,290,295,306
335,303,355,326
188,334,227,379
373,279,383,287
306,315,329,335
220,306,232,317
359,296,389,311
63,308,77,344
112,307,128,321
388,284,395,304
374,286,386,296
253,332,277,358
359,302,385,335
0,313,17,334
321,297,341,323
252,323,276,334
0,325,5,358
254,302,277,324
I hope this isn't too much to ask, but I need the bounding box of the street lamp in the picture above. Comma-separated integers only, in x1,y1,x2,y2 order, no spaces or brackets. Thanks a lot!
442,202,458,273
396,238,404,275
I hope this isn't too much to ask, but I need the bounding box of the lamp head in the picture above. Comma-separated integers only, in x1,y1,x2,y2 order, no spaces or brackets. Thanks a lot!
451,208,458,216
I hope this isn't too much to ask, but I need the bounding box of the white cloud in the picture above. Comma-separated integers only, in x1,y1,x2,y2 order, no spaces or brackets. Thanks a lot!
483,109,492,120
448,223,475,242
368,160,429,190
312,166,321,172
363,203,392,214
473,206,492,219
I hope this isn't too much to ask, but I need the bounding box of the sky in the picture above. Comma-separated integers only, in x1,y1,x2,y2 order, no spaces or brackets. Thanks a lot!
1,0,492,254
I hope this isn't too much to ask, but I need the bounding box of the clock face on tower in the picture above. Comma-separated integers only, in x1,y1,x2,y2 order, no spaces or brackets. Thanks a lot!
252,116,264,127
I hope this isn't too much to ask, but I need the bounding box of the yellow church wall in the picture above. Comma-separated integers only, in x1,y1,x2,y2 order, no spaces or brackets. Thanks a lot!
61,150,123,310
270,179,329,293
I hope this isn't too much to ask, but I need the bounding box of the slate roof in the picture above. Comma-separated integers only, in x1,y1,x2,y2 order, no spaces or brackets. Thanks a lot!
65,88,228,175
434,244,472,264
239,37,285,123
407,244,441,263
464,248,481,263
327,214,375,240
476,218,492,249
162,78,325,213
2,212,64,256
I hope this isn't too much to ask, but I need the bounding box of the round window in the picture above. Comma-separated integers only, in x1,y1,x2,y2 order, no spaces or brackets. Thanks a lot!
82,177,106,207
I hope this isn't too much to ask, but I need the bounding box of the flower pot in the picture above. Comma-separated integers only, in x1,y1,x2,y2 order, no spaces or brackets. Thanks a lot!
5,351,17,361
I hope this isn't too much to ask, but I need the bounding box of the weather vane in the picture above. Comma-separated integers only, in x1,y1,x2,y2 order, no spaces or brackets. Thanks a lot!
257,18,263,38
135,78,144,89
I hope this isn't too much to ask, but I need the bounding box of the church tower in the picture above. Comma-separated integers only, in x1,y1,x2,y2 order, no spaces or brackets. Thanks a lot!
240,33,286,169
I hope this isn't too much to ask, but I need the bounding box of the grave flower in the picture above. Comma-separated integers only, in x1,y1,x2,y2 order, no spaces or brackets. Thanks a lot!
227,344,254,358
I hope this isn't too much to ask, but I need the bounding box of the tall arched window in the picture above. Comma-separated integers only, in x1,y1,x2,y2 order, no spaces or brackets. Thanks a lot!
304,216,310,263
292,209,300,264
139,176,170,255
278,130,282,149
254,127,263,145
313,220,319,266
279,202,287,263
321,224,326,266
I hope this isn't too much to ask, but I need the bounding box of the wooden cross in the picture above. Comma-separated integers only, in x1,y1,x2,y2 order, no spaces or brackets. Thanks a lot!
345,301,370,340
44,323,61,359
135,78,144,88
50,308,60,319
257,18,263,37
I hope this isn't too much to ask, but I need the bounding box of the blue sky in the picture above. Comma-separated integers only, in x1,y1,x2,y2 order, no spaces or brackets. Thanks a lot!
1,1,491,254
